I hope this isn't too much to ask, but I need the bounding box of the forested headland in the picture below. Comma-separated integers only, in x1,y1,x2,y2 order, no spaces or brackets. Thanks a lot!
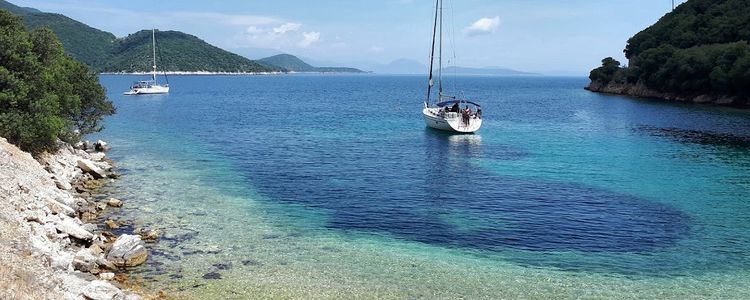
587,0,750,107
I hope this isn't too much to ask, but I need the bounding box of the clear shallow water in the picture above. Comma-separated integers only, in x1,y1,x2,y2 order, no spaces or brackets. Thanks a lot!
93,75,750,299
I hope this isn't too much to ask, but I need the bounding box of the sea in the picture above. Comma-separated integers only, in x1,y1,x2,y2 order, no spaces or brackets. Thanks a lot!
92,74,750,299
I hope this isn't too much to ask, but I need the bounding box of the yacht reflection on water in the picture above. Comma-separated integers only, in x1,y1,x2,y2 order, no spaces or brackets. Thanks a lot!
424,128,483,161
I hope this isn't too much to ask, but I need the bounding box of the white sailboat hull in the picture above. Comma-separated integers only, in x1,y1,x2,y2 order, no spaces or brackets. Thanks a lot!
422,107,482,133
123,85,169,95
124,29,170,95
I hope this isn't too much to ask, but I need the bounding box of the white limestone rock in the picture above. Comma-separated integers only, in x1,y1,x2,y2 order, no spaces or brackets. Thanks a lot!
99,272,115,280
106,234,148,267
90,152,106,161
55,217,94,241
73,248,99,273
81,280,123,300
77,159,107,179
106,198,123,208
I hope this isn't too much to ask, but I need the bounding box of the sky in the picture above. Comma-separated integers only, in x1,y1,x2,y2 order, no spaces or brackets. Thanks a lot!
10,0,686,75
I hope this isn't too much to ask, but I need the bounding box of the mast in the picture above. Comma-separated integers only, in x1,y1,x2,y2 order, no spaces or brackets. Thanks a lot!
426,0,439,106
438,0,443,100
152,29,157,83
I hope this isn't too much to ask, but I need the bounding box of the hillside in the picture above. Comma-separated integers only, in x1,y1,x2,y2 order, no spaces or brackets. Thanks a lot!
105,30,276,73
259,54,364,73
587,0,750,107
1,0,275,73
1,0,115,68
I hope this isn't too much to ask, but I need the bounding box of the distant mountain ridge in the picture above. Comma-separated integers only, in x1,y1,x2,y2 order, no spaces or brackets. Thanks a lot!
259,54,364,73
0,0,274,73
367,58,537,75
443,66,538,76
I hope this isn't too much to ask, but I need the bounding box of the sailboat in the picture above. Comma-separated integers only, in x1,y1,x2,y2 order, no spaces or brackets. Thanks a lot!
422,0,482,133
124,29,169,95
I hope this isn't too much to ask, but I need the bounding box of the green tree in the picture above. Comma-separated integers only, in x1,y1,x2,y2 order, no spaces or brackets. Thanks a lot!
589,57,621,85
0,9,114,154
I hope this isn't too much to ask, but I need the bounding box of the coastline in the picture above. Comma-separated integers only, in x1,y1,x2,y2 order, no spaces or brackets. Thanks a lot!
0,138,160,300
100,71,370,76
585,81,750,108
100,71,284,76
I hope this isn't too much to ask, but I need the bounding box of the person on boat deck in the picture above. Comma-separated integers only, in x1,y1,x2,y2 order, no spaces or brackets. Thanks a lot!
451,102,460,113
462,106,471,125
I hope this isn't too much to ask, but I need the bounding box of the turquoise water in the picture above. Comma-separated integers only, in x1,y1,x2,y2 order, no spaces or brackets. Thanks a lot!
94,75,750,299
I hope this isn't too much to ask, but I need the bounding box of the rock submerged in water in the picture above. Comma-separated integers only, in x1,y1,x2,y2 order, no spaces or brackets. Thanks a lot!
105,219,120,229
106,198,123,208
106,235,148,267
202,272,222,280
134,227,159,243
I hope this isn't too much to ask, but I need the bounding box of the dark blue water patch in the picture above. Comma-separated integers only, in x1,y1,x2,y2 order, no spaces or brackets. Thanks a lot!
636,125,750,150
327,168,689,254
227,128,690,255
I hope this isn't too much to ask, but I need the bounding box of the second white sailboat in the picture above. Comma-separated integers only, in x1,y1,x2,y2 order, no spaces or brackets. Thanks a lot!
124,29,170,95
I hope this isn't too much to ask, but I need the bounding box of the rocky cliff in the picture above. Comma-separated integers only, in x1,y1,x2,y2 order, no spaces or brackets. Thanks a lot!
585,81,748,107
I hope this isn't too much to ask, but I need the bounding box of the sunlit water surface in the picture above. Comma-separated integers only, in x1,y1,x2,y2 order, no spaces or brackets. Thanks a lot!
93,75,750,299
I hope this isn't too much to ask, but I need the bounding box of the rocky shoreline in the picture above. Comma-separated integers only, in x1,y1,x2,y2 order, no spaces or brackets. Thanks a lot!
585,81,750,108
0,138,160,300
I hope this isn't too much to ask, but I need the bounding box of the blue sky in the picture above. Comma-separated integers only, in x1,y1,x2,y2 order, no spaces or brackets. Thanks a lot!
10,0,685,75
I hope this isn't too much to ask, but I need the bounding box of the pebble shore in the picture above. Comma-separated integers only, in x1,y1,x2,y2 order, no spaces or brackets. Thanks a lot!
0,137,160,300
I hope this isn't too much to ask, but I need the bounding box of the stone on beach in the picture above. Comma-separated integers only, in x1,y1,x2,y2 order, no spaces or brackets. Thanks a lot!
55,217,94,241
90,152,106,161
81,280,124,300
55,177,73,190
95,140,109,152
73,248,99,272
107,235,148,267
99,272,115,280
77,159,107,179
45,197,76,216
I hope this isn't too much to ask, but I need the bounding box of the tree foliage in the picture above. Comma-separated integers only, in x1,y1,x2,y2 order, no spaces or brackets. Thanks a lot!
591,0,750,97
589,57,621,84
0,10,114,154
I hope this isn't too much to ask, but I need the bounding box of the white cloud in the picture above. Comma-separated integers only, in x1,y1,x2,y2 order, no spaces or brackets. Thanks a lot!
463,16,500,36
370,46,384,52
299,32,321,47
168,12,279,27
273,23,302,34
245,26,264,35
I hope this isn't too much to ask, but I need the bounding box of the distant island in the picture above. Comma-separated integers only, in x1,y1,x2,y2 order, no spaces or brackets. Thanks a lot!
0,0,365,74
586,0,750,107
258,54,365,73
